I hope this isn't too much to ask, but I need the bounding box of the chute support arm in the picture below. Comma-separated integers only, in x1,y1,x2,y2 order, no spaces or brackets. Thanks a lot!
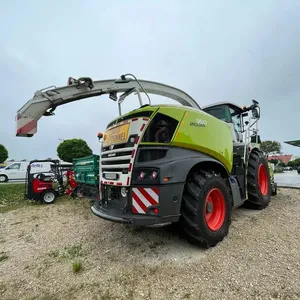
16,74,201,137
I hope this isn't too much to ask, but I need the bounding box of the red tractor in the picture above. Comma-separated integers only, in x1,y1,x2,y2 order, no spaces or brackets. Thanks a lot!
25,159,78,204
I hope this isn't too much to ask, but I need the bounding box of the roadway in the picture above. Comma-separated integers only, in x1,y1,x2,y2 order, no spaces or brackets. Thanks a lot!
274,170,300,188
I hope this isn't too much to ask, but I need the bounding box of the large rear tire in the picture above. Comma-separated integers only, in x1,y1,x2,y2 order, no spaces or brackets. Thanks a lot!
246,150,271,209
179,171,232,248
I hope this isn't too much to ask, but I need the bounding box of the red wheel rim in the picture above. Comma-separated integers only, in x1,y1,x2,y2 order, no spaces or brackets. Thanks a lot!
258,164,268,196
204,188,226,231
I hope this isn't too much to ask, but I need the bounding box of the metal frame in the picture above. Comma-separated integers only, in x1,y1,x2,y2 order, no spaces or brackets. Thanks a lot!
16,74,201,137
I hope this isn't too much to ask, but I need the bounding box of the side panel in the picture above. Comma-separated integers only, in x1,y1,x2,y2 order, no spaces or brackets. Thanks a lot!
133,147,230,186
73,155,100,185
170,110,233,173
156,106,186,122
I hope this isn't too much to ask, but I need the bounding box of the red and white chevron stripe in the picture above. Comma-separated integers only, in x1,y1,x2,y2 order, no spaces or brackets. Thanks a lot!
16,115,37,136
126,117,148,186
131,187,159,214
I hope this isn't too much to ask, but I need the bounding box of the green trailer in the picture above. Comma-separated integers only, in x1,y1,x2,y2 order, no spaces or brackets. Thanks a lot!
73,155,100,199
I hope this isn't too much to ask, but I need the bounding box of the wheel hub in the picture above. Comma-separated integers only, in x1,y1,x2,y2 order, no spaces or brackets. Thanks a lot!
44,192,55,203
206,202,214,214
204,188,226,231
258,164,269,196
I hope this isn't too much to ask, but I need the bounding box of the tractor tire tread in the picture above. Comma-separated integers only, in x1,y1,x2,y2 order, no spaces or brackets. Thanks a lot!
179,171,232,248
246,150,271,210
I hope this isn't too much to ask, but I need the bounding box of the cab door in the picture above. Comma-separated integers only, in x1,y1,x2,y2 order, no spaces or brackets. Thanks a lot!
2,163,21,180
19,162,28,180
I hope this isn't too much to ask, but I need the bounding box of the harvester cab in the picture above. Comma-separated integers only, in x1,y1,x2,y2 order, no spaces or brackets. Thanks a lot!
202,100,277,197
16,73,276,248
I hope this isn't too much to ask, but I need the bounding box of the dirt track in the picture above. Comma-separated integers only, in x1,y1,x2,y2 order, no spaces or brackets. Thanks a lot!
1,188,300,300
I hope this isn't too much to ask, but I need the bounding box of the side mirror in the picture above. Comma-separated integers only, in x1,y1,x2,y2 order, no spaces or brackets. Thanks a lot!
252,108,260,118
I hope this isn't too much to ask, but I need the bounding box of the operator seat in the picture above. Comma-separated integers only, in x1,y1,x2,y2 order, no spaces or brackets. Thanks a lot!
37,173,52,182
154,120,171,143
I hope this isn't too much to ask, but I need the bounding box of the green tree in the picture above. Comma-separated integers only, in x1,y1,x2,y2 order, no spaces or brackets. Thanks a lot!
269,159,279,165
291,158,300,167
278,161,286,167
260,140,282,156
57,139,93,163
0,144,8,163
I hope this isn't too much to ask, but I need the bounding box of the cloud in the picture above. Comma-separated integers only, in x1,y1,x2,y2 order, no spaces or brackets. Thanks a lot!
0,0,300,160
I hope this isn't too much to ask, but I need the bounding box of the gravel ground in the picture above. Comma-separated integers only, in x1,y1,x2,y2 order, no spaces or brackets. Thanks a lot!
1,188,300,300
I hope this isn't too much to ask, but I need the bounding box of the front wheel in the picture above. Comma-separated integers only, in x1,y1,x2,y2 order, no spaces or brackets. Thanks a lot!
41,190,57,204
0,175,8,183
179,171,232,248
72,186,84,198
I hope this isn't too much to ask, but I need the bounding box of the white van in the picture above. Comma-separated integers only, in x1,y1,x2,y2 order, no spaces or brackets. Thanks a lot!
0,161,56,182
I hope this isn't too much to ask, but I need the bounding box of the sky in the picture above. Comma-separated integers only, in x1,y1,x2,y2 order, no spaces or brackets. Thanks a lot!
0,0,300,161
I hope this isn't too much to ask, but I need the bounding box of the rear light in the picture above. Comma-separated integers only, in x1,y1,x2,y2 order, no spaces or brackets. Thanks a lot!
139,172,146,179
151,171,158,179
137,169,159,180
132,168,160,184
153,208,159,214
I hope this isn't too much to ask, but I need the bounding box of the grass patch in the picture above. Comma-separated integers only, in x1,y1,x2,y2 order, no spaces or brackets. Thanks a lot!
72,261,82,273
0,184,87,213
0,282,7,294
66,244,83,258
0,184,34,213
0,251,8,262
48,250,60,258
48,244,84,262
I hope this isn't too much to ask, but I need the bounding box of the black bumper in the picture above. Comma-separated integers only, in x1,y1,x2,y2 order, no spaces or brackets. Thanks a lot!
91,182,184,227
91,204,179,226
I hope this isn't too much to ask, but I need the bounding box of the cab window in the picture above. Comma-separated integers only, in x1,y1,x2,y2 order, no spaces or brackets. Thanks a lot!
229,107,242,132
203,105,231,123
5,163,21,170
